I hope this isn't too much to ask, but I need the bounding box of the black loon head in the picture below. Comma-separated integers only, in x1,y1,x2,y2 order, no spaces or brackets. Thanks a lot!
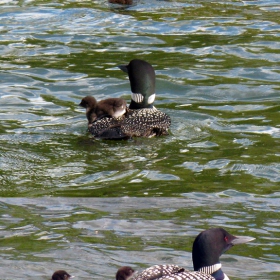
51,270,74,280
116,266,135,280
192,228,255,279
118,59,156,109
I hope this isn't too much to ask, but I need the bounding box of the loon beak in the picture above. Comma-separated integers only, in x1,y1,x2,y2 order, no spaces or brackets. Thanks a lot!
118,64,128,73
232,235,255,245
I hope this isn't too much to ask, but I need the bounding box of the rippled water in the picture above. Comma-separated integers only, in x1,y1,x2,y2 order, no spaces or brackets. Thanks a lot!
1,195,280,279
0,0,280,279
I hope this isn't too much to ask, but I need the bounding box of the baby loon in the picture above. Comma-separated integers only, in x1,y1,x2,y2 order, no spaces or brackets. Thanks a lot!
79,95,127,126
116,266,136,280
51,270,74,280
118,59,156,110
117,228,255,280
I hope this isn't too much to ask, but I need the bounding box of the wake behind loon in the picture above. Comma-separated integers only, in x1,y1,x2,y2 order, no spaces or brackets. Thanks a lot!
116,228,255,280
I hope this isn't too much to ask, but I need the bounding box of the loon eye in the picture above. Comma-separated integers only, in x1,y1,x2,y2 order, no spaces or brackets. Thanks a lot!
224,236,228,242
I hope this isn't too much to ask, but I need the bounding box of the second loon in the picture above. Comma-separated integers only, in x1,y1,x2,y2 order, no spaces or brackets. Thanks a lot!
116,227,255,280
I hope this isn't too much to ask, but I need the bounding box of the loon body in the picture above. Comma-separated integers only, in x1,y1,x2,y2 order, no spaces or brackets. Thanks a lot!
88,107,170,139
116,228,254,280
80,59,171,139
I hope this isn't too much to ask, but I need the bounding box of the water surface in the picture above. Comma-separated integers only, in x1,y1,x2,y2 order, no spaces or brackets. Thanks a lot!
0,0,280,279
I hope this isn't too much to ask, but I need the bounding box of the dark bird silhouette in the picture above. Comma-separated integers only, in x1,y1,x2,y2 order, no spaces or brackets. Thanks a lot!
116,266,135,280
51,270,74,280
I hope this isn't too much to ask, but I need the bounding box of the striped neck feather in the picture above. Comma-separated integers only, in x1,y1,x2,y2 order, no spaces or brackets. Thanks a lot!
198,263,222,275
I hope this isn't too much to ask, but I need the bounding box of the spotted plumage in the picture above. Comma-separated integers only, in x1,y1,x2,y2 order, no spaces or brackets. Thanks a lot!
135,270,214,280
117,265,214,280
88,108,171,139
134,264,186,279
89,114,127,139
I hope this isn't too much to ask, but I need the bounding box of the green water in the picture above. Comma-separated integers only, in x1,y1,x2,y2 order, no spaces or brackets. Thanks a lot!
0,0,279,279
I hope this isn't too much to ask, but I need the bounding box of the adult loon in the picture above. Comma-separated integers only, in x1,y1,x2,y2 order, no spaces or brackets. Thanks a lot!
80,59,171,139
51,270,74,280
116,228,255,280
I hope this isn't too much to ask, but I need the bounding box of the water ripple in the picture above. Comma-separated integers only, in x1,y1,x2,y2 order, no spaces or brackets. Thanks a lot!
0,1,280,278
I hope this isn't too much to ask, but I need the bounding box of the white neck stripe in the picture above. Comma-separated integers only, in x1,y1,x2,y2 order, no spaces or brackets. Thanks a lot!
147,93,155,104
131,93,155,104
131,93,143,103
198,263,222,275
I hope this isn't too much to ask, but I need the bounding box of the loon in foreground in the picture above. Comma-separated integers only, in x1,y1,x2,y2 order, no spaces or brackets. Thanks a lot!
116,228,255,280
80,59,171,139
51,270,74,280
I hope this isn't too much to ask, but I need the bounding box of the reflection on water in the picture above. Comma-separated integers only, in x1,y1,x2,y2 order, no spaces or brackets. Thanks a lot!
0,0,280,279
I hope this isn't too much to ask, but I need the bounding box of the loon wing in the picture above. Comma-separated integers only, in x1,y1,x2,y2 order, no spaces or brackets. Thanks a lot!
121,108,171,137
133,265,214,280
88,108,171,139
133,265,185,280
